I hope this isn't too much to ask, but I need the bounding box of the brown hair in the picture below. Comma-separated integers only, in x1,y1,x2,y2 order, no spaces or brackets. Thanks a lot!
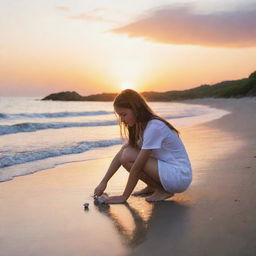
113,89,179,148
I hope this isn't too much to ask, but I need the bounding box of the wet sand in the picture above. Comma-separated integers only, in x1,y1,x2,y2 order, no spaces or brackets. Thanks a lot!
0,98,256,256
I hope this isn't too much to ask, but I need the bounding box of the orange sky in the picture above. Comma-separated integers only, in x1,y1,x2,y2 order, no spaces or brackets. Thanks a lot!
0,1,256,96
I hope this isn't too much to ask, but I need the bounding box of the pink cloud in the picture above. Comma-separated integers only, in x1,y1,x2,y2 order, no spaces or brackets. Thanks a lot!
69,8,118,24
111,5,256,48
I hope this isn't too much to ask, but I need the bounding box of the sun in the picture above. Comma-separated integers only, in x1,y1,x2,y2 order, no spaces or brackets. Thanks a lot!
120,81,136,91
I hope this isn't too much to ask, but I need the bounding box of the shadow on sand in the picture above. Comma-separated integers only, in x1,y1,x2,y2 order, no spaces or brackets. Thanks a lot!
94,196,191,251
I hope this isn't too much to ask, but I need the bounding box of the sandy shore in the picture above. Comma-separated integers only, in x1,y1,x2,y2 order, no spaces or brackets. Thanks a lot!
0,98,256,256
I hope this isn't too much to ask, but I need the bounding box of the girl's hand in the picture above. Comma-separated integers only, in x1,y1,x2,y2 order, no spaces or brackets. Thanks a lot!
94,181,107,197
105,195,127,204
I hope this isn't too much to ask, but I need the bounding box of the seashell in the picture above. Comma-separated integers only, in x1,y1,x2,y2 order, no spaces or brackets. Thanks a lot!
97,196,105,204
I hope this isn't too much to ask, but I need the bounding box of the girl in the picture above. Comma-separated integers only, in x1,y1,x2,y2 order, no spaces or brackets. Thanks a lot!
94,89,192,204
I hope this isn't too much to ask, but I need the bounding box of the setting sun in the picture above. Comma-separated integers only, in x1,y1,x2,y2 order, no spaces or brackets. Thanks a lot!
120,81,136,91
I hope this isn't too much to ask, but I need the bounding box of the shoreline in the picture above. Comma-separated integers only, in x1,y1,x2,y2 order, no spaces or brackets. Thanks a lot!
0,99,230,183
0,97,256,256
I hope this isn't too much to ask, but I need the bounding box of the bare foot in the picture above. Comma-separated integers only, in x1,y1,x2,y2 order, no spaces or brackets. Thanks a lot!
132,186,155,196
146,189,174,202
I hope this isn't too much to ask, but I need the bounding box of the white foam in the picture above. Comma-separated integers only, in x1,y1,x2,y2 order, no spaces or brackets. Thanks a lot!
0,99,231,182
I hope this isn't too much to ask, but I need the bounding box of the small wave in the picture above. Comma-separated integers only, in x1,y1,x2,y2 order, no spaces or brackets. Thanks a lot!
0,121,117,135
0,139,121,168
0,111,113,119
0,113,7,118
0,113,200,136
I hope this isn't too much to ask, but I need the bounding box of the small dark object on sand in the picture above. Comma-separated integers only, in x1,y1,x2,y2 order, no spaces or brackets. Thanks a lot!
83,203,89,209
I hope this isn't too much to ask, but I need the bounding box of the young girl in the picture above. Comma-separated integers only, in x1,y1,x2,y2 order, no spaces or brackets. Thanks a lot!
94,89,192,204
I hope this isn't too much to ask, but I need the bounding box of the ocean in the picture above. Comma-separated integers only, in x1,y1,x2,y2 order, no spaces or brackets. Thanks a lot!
0,97,229,182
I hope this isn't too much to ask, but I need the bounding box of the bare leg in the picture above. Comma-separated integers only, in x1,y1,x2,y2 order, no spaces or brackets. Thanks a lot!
146,190,174,202
132,186,154,196
120,146,174,201
122,161,159,196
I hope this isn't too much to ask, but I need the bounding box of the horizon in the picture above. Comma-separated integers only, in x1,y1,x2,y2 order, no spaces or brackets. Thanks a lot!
1,70,252,99
1,0,256,96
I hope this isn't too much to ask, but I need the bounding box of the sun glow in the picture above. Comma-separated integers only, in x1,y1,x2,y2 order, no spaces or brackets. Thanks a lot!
120,81,136,91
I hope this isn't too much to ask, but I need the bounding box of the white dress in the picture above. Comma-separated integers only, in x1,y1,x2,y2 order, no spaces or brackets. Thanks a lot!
141,119,192,193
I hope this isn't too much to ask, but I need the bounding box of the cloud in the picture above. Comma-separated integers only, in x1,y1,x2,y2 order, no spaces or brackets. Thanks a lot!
110,5,256,48
69,8,118,24
56,6,70,12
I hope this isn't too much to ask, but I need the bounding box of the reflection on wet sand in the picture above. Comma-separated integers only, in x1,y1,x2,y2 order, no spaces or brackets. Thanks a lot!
94,197,152,248
94,195,191,251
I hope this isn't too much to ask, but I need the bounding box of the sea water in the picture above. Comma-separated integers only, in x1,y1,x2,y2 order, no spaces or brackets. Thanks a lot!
0,97,229,182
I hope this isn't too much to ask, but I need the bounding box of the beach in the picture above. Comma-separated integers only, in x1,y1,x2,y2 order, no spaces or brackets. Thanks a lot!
0,97,256,256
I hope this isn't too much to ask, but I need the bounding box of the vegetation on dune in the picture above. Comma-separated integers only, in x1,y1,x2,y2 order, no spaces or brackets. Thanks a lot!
42,71,256,101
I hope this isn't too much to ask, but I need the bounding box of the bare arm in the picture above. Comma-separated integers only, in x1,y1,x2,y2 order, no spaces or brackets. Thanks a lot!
94,145,126,196
101,146,123,183
106,149,152,203
122,149,151,199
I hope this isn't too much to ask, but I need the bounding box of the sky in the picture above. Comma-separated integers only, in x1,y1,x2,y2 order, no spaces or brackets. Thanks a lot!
0,0,256,96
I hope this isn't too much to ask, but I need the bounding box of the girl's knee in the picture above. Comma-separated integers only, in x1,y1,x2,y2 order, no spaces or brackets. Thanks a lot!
120,148,130,166
120,146,138,167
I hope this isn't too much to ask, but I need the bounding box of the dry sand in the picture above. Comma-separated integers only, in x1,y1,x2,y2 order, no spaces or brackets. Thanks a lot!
0,98,255,256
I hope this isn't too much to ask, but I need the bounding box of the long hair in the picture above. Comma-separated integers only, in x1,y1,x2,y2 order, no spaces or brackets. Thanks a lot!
113,89,179,148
